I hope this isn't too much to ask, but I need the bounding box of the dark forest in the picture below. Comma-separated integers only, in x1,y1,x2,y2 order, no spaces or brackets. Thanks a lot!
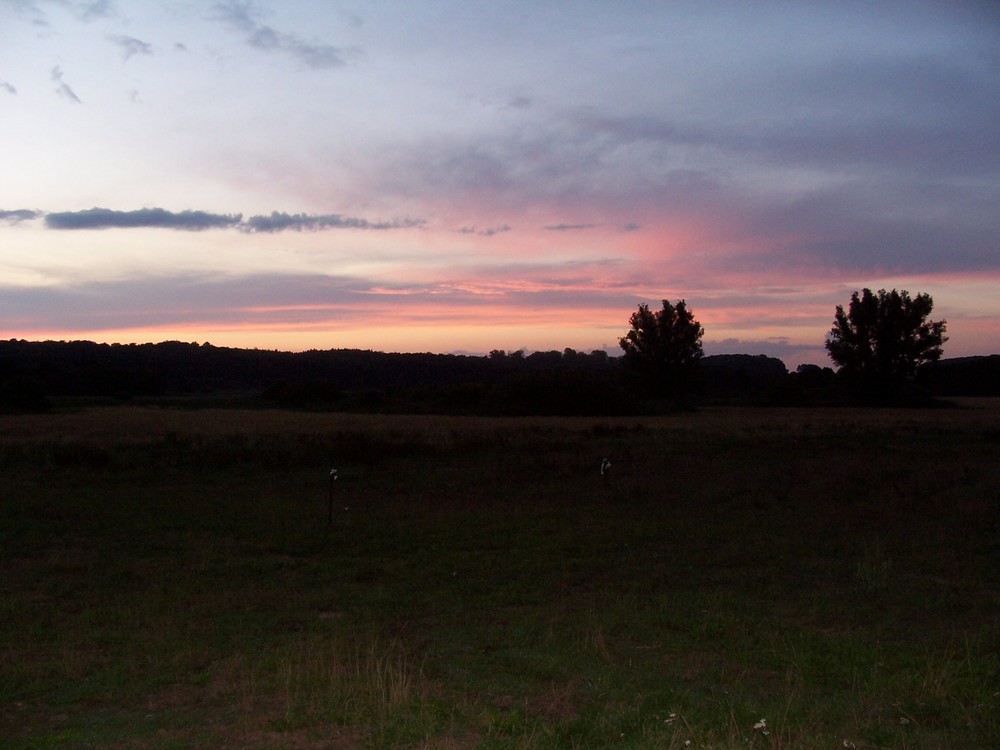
0,339,996,415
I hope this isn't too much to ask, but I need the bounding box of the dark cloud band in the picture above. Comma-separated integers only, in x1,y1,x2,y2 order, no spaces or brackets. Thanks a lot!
45,207,243,230
35,207,423,232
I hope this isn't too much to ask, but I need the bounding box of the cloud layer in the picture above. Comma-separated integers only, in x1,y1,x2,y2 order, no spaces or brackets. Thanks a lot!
17,208,424,233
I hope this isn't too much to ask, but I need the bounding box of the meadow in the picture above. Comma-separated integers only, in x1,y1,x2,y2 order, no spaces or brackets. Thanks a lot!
1,402,999,749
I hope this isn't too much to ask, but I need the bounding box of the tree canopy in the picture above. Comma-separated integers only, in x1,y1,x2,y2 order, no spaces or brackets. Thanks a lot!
825,288,947,399
619,299,704,388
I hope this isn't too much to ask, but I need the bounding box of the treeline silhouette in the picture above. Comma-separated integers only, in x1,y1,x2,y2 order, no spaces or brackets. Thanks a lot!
0,340,996,415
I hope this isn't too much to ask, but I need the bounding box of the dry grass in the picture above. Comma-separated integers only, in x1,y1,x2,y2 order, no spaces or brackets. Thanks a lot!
2,399,999,748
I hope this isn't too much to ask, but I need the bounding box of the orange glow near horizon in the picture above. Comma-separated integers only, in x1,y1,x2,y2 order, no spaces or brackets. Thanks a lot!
9,299,995,371
3,254,998,369
5,320,622,355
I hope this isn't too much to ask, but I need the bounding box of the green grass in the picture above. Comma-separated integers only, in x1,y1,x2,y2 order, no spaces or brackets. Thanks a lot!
2,402,999,748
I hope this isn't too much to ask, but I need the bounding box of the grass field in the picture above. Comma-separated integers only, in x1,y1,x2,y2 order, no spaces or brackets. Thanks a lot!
2,402,999,749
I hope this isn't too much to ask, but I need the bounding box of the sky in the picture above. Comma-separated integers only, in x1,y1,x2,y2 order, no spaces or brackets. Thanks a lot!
2,0,999,369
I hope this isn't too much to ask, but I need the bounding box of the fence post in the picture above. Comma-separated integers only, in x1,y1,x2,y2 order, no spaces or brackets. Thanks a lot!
328,468,338,526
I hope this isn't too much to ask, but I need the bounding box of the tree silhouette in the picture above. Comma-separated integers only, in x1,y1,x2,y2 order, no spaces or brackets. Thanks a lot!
826,288,947,399
619,299,704,391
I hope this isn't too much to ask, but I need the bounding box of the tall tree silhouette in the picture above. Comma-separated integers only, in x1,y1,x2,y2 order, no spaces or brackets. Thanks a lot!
619,299,704,392
826,288,947,399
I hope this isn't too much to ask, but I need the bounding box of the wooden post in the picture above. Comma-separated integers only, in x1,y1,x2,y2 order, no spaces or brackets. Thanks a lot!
328,468,338,526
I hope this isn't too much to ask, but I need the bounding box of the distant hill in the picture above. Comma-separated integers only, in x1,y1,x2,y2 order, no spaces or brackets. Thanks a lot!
0,339,496,399
918,355,1000,397
0,340,622,414
701,353,788,378
699,353,790,403
1,339,995,412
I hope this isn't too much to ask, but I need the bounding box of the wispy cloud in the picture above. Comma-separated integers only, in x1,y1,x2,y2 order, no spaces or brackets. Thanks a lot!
110,35,153,61
211,0,354,69
1,81,16,95
77,0,116,22
458,224,511,237
0,210,41,224
0,273,376,331
0,268,638,335
51,66,82,103
243,211,424,232
544,223,597,232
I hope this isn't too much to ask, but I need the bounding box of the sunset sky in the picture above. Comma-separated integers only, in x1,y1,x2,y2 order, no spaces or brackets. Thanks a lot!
2,1,998,369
